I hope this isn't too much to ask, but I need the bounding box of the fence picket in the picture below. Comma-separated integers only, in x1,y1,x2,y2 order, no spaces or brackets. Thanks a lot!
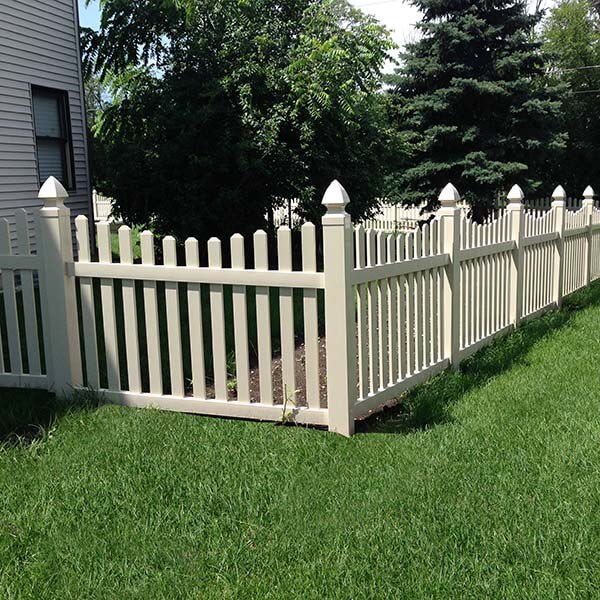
366,230,379,392
431,222,439,362
377,232,388,388
163,236,184,397
277,227,297,405
476,227,483,341
185,238,206,400
422,224,431,368
75,215,99,387
302,223,320,409
405,232,416,375
208,238,227,401
254,231,273,404
415,231,424,371
396,235,407,380
97,221,120,390
119,226,142,393
387,234,398,385
356,226,368,400
230,234,251,403
355,225,370,398
140,230,163,394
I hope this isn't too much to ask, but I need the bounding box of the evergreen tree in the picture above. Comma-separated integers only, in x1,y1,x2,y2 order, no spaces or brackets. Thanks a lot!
387,0,565,219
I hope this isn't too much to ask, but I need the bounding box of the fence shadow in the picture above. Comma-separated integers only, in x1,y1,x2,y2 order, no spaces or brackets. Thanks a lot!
358,281,600,435
0,388,104,448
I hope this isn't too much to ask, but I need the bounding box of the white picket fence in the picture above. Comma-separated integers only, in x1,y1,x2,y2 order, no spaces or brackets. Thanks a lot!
364,203,430,231
365,197,592,232
271,199,303,228
95,190,592,233
273,198,433,231
92,190,121,223
1,177,599,435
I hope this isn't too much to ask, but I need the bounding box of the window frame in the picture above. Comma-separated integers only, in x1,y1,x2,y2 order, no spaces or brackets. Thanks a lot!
31,85,76,192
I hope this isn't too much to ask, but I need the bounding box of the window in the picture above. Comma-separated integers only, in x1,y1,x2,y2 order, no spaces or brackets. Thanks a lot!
32,86,75,190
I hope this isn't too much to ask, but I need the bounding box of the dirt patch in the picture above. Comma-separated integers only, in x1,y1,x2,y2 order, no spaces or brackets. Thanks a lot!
205,337,328,408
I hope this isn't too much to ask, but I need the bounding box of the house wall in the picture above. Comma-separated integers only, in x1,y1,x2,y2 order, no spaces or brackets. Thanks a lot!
0,0,91,248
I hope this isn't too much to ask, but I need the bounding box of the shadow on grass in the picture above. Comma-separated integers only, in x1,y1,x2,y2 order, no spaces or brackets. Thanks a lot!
0,388,104,448
358,281,600,435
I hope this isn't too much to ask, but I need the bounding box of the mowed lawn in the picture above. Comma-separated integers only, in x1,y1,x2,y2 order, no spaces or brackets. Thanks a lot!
3,286,600,599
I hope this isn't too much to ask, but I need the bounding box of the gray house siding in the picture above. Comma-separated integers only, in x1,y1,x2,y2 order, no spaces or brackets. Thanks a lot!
0,0,91,247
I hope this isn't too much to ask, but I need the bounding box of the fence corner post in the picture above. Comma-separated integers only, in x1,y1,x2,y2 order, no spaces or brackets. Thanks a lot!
322,180,357,437
506,184,525,326
551,185,566,308
37,176,82,393
583,185,595,287
437,183,461,366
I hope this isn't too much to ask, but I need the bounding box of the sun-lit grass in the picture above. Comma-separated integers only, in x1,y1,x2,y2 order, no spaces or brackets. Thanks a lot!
110,225,143,260
2,283,600,598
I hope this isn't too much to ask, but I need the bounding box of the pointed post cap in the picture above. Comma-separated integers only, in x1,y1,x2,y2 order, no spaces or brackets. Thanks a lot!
507,184,524,205
39,176,68,200
322,180,350,214
584,185,595,200
552,185,566,201
438,183,460,207
38,176,68,207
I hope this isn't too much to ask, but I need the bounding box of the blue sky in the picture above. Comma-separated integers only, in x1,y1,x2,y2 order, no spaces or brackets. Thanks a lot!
77,0,549,53
78,0,101,29
76,0,417,67
77,0,417,44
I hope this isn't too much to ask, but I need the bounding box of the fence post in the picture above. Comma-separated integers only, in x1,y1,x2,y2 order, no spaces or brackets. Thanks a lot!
551,185,566,307
438,183,461,366
37,176,82,393
507,184,525,326
583,186,595,287
322,180,357,436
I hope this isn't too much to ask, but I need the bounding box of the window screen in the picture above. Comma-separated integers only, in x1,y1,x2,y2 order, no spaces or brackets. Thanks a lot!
32,87,74,190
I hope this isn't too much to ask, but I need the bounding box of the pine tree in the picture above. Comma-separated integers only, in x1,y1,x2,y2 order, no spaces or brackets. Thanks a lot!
387,0,565,219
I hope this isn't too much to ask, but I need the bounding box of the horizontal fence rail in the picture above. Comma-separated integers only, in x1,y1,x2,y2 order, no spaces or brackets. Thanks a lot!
0,177,599,435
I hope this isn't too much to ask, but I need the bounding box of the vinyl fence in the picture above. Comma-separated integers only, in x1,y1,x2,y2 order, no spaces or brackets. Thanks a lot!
273,198,435,231
92,190,120,223
2,177,599,435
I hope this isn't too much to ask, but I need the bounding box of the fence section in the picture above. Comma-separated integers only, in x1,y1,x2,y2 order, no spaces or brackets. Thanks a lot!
349,182,600,423
0,209,46,389
458,209,513,358
351,220,448,418
92,190,118,223
71,218,328,426
1,177,599,435
520,207,557,319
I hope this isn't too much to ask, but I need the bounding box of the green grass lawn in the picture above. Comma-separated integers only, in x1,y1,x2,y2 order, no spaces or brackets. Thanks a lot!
3,284,600,598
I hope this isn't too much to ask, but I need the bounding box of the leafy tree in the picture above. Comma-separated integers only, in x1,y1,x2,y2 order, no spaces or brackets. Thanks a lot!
543,0,600,194
82,0,393,242
81,74,109,189
387,0,565,219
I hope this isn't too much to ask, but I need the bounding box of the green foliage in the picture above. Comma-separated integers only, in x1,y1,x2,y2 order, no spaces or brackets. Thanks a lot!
542,0,600,194
83,0,393,241
387,0,565,219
